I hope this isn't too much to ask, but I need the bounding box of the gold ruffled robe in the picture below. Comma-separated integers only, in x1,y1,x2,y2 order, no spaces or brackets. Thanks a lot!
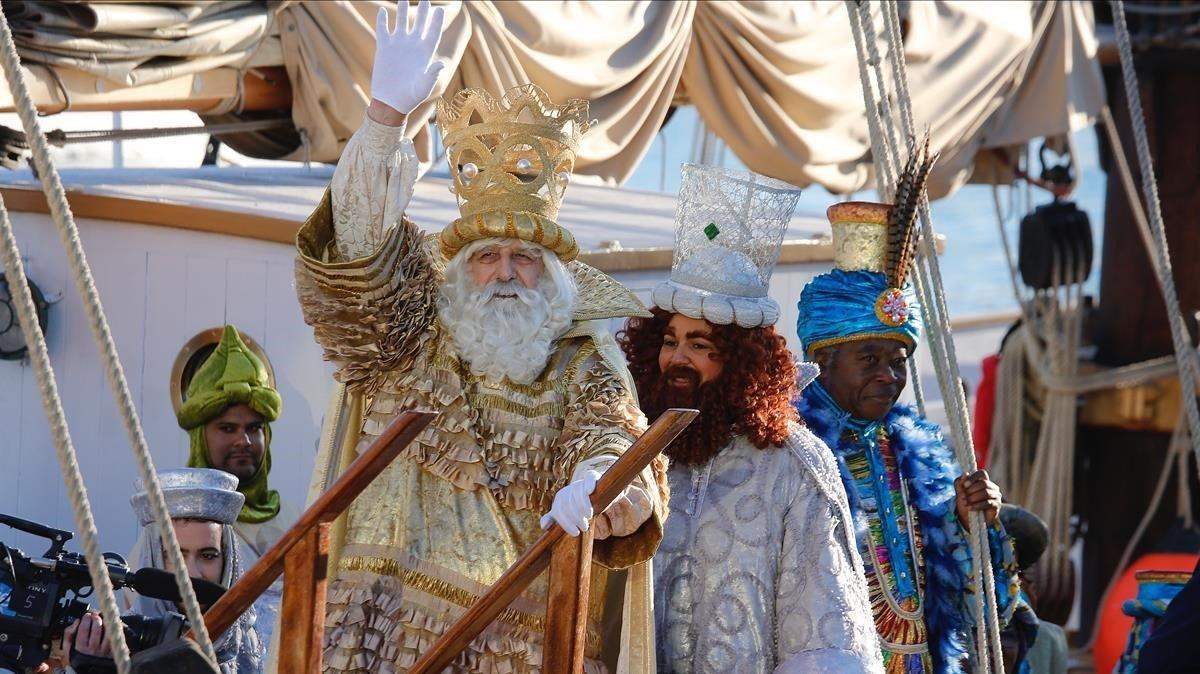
294,117,666,673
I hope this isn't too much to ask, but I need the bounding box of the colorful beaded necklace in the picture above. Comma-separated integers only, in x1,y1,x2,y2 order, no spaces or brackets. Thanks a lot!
843,424,932,671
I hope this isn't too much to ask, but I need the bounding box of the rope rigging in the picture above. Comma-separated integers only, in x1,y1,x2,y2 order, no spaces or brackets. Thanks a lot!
844,2,1005,670
985,0,1200,649
0,4,220,669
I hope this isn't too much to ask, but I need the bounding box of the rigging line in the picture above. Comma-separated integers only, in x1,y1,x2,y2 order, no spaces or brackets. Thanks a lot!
0,4,218,666
1111,0,1200,474
875,1,1005,667
846,2,1003,669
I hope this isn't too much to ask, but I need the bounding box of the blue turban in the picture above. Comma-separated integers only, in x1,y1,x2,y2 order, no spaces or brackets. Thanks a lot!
796,269,922,356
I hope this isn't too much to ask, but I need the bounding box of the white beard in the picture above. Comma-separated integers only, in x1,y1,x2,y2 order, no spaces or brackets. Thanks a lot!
438,274,574,386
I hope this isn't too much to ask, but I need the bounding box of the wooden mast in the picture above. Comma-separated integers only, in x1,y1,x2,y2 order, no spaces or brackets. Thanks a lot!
1078,5,1200,640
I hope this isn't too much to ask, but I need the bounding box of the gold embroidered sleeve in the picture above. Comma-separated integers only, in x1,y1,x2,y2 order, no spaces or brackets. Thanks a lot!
558,356,667,570
330,115,418,259
294,189,439,391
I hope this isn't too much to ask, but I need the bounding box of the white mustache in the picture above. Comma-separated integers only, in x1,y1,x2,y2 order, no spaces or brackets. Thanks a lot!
481,280,529,301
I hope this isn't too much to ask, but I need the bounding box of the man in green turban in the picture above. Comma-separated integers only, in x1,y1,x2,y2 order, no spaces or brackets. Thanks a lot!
176,325,299,649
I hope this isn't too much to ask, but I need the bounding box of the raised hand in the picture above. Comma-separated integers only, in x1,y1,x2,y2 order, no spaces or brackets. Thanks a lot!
370,0,446,118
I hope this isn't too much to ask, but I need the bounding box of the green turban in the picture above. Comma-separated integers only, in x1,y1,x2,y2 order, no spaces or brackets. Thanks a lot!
178,325,282,523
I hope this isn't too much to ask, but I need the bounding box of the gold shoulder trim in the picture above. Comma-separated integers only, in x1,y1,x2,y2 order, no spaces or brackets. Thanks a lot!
569,261,651,321
562,342,599,386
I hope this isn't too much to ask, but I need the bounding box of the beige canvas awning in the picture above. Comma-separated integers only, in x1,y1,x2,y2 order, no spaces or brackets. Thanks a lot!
1,1,1105,199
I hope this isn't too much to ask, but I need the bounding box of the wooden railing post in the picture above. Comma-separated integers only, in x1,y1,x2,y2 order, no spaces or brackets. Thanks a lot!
200,410,436,640
543,530,594,671
279,522,331,672
410,408,697,674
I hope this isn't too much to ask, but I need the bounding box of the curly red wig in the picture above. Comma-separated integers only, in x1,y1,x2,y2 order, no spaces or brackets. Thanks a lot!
617,307,800,466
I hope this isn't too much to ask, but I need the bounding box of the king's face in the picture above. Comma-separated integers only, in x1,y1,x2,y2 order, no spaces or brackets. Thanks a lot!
817,338,909,421
658,314,725,394
467,240,545,290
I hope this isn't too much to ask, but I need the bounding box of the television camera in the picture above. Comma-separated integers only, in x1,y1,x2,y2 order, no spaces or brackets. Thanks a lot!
0,513,224,672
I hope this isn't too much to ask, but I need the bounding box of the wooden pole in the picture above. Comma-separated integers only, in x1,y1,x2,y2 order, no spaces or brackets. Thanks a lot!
202,410,436,639
278,522,331,673
543,531,594,671
0,65,292,114
1078,42,1200,640
409,408,697,674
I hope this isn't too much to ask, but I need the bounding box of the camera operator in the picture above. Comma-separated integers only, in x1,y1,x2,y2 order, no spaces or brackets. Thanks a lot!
56,469,264,673
57,612,112,660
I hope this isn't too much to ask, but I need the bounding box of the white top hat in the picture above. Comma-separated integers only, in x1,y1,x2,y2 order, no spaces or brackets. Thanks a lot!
652,163,801,328
130,468,245,527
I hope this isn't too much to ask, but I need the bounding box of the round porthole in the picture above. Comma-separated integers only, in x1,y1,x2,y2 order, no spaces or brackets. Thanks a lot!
170,327,275,416
0,272,49,361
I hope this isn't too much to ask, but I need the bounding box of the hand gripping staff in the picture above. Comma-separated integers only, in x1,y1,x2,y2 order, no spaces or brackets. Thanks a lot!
411,408,699,674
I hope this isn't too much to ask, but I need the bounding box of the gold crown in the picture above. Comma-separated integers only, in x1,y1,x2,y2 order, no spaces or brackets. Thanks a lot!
436,84,594,261
827,201,891,273
827,136,936,286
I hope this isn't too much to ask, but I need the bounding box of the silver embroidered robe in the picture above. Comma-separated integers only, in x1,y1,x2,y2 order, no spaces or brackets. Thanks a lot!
653,425,884,674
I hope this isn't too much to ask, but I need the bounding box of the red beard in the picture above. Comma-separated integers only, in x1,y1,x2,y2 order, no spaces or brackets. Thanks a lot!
637,365,736,467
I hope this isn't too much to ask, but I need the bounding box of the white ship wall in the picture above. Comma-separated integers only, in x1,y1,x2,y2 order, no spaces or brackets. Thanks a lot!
1,211,332,558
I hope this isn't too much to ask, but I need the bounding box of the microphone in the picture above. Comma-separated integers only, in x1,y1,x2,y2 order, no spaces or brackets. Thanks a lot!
29,556,225,605
126,567,226,606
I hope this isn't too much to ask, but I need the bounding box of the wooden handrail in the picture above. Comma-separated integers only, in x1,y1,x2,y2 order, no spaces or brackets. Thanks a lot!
201,409,437,638
410,408,698,674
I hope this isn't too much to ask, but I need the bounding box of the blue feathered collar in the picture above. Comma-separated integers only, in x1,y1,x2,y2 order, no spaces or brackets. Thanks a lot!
797,380,971,673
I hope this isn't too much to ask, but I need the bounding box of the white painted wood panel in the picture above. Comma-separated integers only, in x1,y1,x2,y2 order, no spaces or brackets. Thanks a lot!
7,218,71,554
1,212,331,558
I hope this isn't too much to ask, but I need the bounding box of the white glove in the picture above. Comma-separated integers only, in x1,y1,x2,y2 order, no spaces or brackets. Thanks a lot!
371,0,446,116
592,481,653,540
539,470,598,537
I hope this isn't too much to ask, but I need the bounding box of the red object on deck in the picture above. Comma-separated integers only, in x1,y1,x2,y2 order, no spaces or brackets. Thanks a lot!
1093,552,1199,674
972,353,1000,469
